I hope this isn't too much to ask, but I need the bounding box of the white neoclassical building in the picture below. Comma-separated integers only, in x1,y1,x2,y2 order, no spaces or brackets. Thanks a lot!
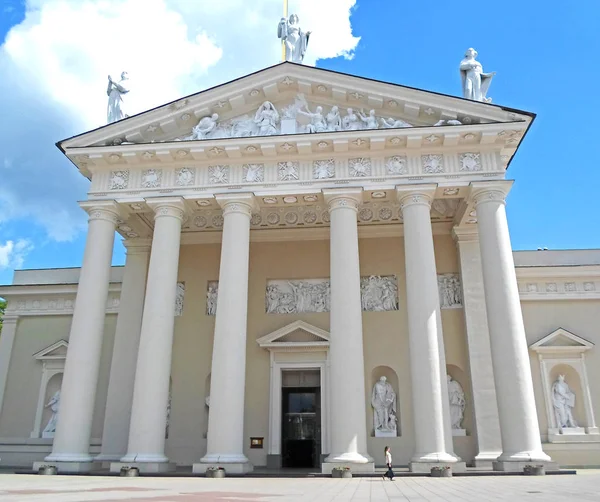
0,63,599,474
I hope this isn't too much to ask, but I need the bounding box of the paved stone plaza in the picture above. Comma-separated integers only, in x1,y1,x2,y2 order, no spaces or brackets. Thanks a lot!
0,472,599,502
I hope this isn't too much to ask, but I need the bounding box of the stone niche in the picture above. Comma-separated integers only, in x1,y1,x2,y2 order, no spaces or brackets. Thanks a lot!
530,328,599,442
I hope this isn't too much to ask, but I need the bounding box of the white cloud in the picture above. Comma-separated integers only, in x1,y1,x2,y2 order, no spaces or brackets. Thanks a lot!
0,239,34,270
0,0,359,245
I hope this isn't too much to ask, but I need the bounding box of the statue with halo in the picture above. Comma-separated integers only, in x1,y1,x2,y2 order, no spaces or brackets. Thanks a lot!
459,48,495,103
278,14,311,63
107,71,130,123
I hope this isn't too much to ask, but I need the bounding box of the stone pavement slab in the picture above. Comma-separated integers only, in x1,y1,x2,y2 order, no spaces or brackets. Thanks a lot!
0,471,598,502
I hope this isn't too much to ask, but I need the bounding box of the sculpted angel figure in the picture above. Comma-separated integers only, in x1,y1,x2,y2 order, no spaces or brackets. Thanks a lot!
106,71,130,123
552,374,577,429
460,48,496,103
298,104,327,133
381,117,412,129
358,109,379,129
277,14,311,63
189,114,219,140
342,108,361,130
325,106,342,131
254,101,280,136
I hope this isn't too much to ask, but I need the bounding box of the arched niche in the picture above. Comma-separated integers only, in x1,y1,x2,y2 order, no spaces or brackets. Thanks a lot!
30,340,68,439
446,364,472,436
370,366,400,437
530,327,599,442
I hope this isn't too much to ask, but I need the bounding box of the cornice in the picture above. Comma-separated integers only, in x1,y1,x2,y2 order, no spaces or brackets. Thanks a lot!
66,122,524,171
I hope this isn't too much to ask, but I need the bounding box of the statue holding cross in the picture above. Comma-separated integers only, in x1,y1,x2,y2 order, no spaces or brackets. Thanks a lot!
277,1,311,63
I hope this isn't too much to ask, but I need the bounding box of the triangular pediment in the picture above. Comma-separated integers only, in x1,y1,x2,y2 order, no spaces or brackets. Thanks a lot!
33,340,69,360
530,328,594,353
257,320,329,351
60,62,532,154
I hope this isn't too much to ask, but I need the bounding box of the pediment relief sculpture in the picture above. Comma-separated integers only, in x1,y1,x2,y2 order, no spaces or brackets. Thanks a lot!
172,95,422,143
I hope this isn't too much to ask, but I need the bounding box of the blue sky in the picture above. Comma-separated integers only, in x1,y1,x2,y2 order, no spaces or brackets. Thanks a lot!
0,0,599,286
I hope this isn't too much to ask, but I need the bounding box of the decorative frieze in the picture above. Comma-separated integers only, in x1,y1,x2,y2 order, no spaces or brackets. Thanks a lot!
438,274,463,309
175,167,195,186
459,152,482,172
349,157,371,177
313,159,335,179
422,154,444,174
518,280,600,298
278,161,299,181
386,156,407,175
243,163,264,183
142,169,162,188
264,275,398,314
208,165,229,184
109,170,129,190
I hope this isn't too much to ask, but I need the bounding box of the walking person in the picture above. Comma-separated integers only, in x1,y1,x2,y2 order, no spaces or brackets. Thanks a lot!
383,446,394,480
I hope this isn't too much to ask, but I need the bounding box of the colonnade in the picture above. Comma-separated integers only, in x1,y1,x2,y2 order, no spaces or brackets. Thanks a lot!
41,183,551,473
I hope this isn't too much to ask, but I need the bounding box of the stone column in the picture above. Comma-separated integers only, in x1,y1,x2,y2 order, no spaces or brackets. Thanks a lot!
118,198,184,472
471,181,552,470
44,201,119,471
397,186,457,471
322,188,373,472
453,227,502,467
0,315,19,416
96,240,150,463
195,194,256,475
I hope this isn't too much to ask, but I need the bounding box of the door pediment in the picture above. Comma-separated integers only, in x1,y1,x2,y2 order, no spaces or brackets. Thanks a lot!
257,320,329,352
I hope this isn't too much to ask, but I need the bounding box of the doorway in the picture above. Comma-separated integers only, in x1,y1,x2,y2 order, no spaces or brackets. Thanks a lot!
281,370,321,468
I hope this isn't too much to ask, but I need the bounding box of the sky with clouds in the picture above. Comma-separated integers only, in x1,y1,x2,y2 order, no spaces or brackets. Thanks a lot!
0,0,599,286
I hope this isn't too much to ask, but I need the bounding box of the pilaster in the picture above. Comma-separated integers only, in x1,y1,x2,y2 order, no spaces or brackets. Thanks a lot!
452,226,502,466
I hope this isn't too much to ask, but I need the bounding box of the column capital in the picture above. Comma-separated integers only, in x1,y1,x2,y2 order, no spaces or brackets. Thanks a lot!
146,197,186,221
469,181,513,208
1,314,19,326
216,193,258,217
396,184,437,212
452,226,480,244
79,200,121,224
323,188,362,212
123,239,152,255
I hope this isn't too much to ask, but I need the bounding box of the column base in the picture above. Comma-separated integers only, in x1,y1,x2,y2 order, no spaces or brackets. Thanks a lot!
94,453,123,462
110,461,176,474
195,453,253,474
193,462,253,475
322,462,374,474
120,453,169,463
409,461,466,473
324,452,373,464
493,460,559,472
33,460,100,473
473,451,502,468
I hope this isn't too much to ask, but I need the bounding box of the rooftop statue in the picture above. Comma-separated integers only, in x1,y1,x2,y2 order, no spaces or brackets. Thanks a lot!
278,14,311,63
107,71,130,123
459,48,495,103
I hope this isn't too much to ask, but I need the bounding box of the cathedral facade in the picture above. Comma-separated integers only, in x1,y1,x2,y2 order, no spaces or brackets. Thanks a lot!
0,63,599,473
